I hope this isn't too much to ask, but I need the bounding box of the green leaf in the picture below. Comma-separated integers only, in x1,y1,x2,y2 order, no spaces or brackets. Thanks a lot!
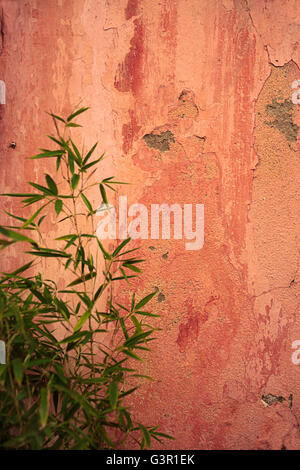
65,146,81,167
74,309,92,332
1,193,40,198
71,174,80,190
23,195,45,206
131,293,135,312
46,112,66,123
83,142,98,164
30,150,64,159
138,425,151,448
81,156,103,171
45,174,58,195
22,203,49,228
96,239,111,260
53,390,59,414
74,292,93,309
130,315,141,331
35,324,61,348
54,298,70,320
111,274,137,281
152,430,175,440
114,247,140,258
119,267,130,285
55,199,63,216
102,177,130,185
64,258,72,270
68,152,75,175
47,134,63,146
4,211,26,223
60,330,90,344
122,263,142,273
119,317,129,340
56,155,62,171
97,426,115,447
67,107,89,122
93,283,104,301
123,330,153,348
65,122,82,128
0,239,14,248
135,290,158,310
29,182,53,195
70,139,82,164
26,248,71,258
56,234,77,241
120,257,144,264
39,387,49,428
102,176,114,182
0,227,37,245
0,364,7,379
132,374,154,381
5,260,34,277
67,271,96,287
109,381,119,409
120,409,133,430
81,193,93,213
12,358,23,385
135,310,160,318
66,236,78,250
78,377,107,384
99,184,108,204
122,349,143,361
38,215,47,226
54,384,97,417
112,237,131,257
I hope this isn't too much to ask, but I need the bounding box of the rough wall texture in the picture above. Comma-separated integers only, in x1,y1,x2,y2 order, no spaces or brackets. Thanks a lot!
1,0,300,450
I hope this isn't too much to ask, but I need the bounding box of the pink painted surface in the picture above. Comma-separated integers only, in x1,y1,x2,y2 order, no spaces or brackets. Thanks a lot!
1,0,300,449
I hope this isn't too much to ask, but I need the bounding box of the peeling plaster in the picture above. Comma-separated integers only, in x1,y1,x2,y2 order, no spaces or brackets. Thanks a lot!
143,129,175,152
264,98,299,142
157,292,166,303
261,393,286,407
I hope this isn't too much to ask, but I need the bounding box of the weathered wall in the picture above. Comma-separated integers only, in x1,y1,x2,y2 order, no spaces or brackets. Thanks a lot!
1,0,300,450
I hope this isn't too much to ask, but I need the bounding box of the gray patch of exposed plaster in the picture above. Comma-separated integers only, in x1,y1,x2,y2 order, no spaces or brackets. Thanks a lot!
264,98,299,142
143,130,175,152
261,393,286,407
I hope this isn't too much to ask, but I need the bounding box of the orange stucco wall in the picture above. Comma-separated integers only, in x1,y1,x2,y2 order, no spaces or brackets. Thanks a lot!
1,0,300,450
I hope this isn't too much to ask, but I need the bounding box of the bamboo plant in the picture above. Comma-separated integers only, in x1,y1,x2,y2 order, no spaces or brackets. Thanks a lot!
0,107,173,450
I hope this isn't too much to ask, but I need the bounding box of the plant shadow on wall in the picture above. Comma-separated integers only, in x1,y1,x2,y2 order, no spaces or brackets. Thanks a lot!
0,107,174,450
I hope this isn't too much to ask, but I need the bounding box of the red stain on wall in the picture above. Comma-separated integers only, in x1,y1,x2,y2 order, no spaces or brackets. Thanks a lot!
122,109,141,154
125,0,138,20
176,300,199,352
114,18,143,95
